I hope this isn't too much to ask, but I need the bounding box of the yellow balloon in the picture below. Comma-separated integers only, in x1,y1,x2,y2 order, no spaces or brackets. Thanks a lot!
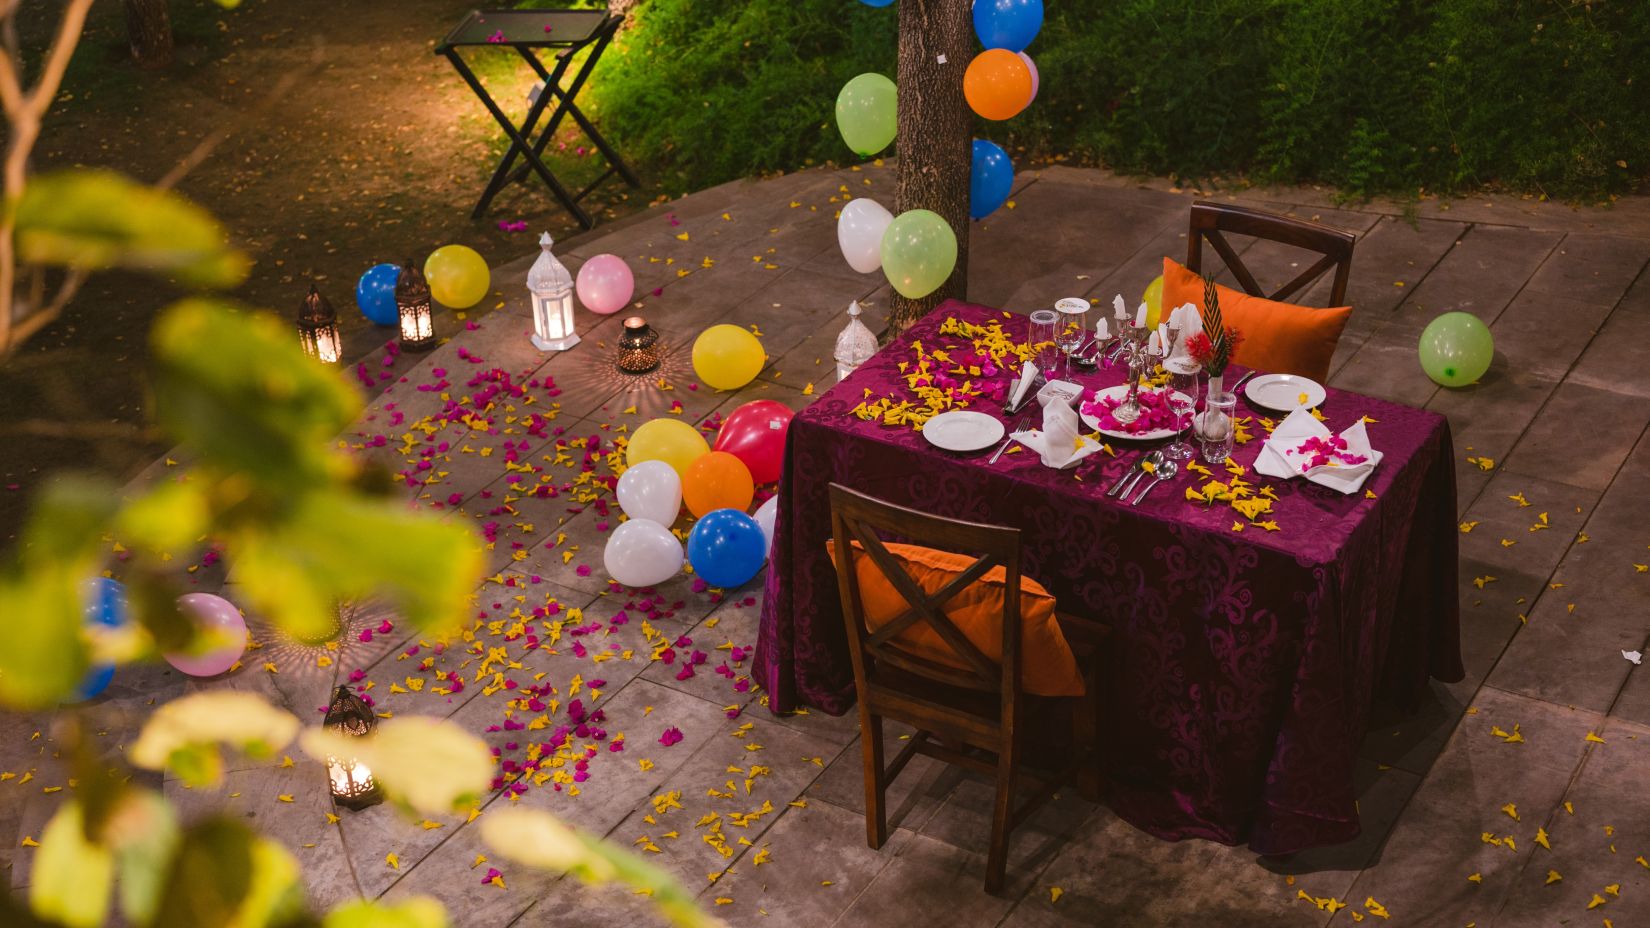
424,245,490,309
1142,274,1165,329
627,418,710,477
692,324,765,391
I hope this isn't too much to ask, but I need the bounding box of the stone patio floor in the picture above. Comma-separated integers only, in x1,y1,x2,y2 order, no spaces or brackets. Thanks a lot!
8,161,1650,927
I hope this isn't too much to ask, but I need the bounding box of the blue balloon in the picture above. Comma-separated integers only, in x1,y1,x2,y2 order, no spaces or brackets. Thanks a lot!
973,0,1043,52
356,263,401,326
72,577,128,702
687,509,768,589
970,139,1014,220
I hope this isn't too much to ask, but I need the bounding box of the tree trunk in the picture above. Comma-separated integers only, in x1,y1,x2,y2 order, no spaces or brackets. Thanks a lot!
123,0,173,70
887,0,972,335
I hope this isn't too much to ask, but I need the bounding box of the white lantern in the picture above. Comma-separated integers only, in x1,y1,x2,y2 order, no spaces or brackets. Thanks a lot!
528,231,579,352
833,300,877,382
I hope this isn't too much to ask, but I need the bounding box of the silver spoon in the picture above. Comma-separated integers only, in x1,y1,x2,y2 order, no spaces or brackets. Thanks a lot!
1131,457,1179,506
1117,449,1164,499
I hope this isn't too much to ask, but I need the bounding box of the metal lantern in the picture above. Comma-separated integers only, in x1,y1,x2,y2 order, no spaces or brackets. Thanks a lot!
527,231,579,352
396,258,435,352
297,284,342,364
322,685,382,811
615,316,660,374
833,299,877,382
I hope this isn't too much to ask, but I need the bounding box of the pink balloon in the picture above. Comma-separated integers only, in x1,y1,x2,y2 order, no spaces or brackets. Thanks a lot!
575,253,635,315
1018,52,1039,104
164,593,248,677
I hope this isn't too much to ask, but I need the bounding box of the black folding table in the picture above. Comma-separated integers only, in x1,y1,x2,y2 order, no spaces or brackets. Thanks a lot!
437,9,640,229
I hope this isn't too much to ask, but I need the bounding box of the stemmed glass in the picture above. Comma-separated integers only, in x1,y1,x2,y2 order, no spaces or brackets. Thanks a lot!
1162,358,1200,462
1027,309,1059,375
1054,298,1090,377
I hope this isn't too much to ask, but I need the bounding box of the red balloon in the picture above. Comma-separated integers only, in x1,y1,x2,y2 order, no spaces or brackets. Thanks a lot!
713,400,794,485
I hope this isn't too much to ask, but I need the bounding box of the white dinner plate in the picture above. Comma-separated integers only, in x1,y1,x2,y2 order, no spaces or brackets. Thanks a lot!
1245,373,1327,412
1078,385,1195,442
922,410,1006,452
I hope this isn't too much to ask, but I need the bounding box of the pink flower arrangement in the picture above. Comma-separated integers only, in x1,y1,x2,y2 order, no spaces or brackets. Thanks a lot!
1080,388,1191,434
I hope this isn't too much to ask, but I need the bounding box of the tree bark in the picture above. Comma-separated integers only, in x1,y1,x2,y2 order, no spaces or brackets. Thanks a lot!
887,0,972,336
123,0,172,70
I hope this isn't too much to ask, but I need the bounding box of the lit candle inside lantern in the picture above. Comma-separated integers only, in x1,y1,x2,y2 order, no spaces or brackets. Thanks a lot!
615,316,661,374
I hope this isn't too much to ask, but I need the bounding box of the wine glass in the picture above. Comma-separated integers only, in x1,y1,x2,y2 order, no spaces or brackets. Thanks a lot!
1028,309,1058,373
1162,357,1199,462
1054,298,1090,377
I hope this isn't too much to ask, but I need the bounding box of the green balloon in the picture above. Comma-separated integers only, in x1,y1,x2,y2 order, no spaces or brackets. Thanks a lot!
836,73,897,158
880,209,958,300
1419,311,1494,387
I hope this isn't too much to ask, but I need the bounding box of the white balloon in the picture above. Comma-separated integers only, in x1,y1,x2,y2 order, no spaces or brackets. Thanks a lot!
616,460,682,526
837,198,894,274
753,495,778,557
604,519,684,588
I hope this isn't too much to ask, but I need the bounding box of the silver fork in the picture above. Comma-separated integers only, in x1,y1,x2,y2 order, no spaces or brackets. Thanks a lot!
989,415,1029,464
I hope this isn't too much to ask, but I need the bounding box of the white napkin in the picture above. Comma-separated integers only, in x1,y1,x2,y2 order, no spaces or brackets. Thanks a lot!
1254,409,1383,494
1008,361,1039,410
1011,400,1102,469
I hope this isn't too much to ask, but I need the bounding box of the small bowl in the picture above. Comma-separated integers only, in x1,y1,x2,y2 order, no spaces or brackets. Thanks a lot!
1037,379,1083,408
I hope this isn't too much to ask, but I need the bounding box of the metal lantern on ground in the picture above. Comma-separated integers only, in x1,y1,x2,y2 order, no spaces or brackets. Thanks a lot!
322,685,382,811
396,258,435,352
616,316,660,374
528,231,579,352
297,284,342,364
834,299,877,382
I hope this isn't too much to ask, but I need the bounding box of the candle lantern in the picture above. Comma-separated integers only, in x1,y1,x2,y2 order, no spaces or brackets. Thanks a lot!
527,232,579,352
833,300,877,382
396,258,435,352
322,685,382,811
615,316,660,374
297,284,342,364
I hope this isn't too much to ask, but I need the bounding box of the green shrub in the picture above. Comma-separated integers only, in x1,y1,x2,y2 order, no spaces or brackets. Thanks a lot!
590,0,1650,200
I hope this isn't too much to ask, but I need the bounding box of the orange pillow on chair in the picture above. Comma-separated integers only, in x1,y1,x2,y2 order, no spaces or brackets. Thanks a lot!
828,540,1084,697
1162,257,1352,382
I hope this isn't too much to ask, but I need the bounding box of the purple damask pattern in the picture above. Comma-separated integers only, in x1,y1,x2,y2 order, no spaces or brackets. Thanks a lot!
754,301,1462,853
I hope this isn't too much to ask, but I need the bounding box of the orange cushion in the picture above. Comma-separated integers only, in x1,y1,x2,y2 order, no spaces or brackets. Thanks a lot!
828,540,1084,697
1162,257,1352,382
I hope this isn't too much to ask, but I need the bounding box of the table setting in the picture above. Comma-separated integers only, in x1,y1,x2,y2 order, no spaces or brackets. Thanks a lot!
755,296,1462,855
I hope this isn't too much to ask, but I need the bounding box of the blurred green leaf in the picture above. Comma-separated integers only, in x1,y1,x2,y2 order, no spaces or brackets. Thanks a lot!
233,490,482,642
150,299,362,492
127,569,196,655
323,898,450,928
30,802,114,928
106,790,181,926
13,170,248,288
300,717,491,817
149,818,304,928
130,692,299,788
116,481,210,557
16,476,116,570
0,570,89,709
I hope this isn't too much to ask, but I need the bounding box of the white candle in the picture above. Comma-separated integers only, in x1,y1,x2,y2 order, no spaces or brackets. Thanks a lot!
1095,318,1109,340
1113,294,1128,320
1148,331,1162,354
1135,304,1147,327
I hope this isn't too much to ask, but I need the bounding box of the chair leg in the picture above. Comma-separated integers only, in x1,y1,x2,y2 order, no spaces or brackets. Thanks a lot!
985,736,1017,894
1075,674,1102,802
860,710,888,849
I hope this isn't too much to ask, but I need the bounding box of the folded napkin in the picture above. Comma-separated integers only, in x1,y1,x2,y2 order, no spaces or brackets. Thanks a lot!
1254,409,1383,495
1011,400,1102,469
1008,361,1039,410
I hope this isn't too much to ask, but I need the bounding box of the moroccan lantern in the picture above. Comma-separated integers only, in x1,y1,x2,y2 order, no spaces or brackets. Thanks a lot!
322,685,382,811
527,231,579,352
396,258,435,352
297,284,342,364
615,316,661,374
833,299,877,382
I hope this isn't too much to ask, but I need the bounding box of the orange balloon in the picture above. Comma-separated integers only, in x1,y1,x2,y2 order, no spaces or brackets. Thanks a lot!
682,451,755,519
963,49,1032,121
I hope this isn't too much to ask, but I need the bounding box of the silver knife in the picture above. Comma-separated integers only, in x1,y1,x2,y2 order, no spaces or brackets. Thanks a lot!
1105,454,1142,497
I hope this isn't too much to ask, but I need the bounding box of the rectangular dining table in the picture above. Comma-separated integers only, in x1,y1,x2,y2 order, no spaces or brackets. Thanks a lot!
753,300,1463,854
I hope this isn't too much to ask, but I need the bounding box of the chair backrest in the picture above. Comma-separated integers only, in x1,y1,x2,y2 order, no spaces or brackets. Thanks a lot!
1187,201,1356,307
827,483,1024,703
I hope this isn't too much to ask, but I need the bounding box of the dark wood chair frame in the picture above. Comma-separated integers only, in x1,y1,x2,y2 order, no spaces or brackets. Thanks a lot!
1187,201,1357,307
827,483,1104,894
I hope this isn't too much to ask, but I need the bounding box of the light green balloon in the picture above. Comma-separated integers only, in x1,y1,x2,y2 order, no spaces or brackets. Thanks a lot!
880,209,958,300
1418,311,1494,387
836,73,897,158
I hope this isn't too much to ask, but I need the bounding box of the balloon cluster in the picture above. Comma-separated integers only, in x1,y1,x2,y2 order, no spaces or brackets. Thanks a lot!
67,579,250,703
605,401,794,591
355,245,493,324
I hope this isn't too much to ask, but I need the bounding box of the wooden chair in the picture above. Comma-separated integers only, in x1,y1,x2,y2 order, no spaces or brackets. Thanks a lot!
827,483,1105,894
1187,201,1357,306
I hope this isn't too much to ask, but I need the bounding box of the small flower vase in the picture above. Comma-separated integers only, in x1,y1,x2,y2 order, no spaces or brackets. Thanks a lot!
1207,372,1224,399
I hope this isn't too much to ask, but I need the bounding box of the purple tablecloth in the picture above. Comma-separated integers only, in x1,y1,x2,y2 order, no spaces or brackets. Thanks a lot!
754,300,1462,854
